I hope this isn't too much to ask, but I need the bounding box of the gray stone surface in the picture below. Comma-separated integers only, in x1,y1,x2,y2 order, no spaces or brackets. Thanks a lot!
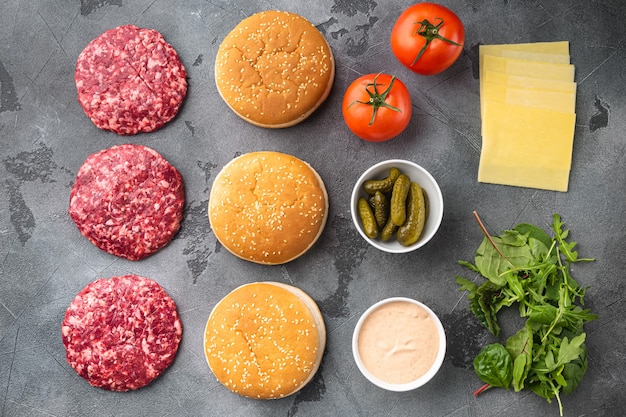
1,0,625,416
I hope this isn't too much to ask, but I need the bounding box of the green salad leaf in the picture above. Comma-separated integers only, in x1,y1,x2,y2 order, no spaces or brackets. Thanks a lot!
474,343,513,389
505,324,533,392
457,213,597,416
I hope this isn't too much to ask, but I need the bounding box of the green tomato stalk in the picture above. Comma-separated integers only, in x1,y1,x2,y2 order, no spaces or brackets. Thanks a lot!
347,73,402,126
412,18,462,66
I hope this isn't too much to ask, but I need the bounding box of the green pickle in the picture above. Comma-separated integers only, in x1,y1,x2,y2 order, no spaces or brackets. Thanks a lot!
363,167,401,195
397,181,427,246
380,217,399,242
370,191,389,229
390,174,411,226
358,197,378,239
358,166,428,245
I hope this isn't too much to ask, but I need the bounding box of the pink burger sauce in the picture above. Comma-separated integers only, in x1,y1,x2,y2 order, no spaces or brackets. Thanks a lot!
357,300,440,385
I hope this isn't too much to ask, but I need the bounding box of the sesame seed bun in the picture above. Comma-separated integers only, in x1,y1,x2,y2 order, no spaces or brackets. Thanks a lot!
204,282,326,399
208,151,328,265
215,10,335,128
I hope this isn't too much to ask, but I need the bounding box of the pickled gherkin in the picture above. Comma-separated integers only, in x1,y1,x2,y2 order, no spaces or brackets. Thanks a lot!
358,166,429,246
380,217,399,241
358,197,378,239
390,174,411,226
363,167,401,195
370,191,389,229
397,182,426,246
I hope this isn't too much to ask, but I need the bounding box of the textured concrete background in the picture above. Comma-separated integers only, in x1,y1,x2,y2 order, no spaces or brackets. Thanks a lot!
1,0,625,416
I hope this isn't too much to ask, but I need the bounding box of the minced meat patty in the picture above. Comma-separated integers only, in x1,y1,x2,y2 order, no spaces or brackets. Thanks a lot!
62,275,183,391
75,24,187,135
69,144,184,261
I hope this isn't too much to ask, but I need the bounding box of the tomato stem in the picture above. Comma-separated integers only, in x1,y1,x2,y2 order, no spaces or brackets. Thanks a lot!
347,73,402,126
412,17,462,66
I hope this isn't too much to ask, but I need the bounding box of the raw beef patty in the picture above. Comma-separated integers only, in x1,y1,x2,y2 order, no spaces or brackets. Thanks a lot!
75,24,187,135
69,144,184,261
62,275,183,391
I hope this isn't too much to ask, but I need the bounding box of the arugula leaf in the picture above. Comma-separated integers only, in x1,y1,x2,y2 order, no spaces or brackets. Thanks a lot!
552,214,594,263
457,260,481,274
548,334,586,372
457,213,597,416
476,281,506,335
529,304,559,325
561,344,588,395
515,222,553,249
455,276,477,293
562,334,586,358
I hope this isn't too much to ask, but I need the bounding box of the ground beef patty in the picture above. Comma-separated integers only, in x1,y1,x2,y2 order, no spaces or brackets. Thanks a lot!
62,275,183,391
75,24,187,135
69,144,184,261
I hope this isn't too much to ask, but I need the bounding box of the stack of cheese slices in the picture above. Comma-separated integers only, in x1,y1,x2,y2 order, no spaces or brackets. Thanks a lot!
478,41,577,192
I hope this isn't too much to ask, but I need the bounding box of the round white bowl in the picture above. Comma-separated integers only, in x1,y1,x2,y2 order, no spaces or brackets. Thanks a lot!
351,159,444,253
352,297,446,391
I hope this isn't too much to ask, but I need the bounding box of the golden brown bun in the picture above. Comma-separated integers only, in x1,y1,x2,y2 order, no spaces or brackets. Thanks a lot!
215,10,335,128
204,282,326,399
208,151,328,265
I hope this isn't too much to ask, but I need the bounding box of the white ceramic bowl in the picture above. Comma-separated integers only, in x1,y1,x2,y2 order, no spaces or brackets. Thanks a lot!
352,297,446,391
351,159,443,253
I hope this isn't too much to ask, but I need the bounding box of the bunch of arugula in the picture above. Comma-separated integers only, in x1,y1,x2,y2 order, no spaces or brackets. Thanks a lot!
456,212,597,416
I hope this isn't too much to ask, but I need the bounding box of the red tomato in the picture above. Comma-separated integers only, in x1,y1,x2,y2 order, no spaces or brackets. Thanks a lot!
342,73,412,142
391,3,465,75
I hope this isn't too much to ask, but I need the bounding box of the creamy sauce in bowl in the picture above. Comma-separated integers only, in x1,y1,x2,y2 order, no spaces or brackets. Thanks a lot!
353,298,446,390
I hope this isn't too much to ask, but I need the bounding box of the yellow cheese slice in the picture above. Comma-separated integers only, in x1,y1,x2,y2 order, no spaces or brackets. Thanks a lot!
479,100,576,192
478,159,571,192
480,55,574,105
479,41,570,80
499,50,570,63
479,41,570,56
477,41,577,192
481,82,576,121
479,55,575,117
483,71,577,93
482,55,575,81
